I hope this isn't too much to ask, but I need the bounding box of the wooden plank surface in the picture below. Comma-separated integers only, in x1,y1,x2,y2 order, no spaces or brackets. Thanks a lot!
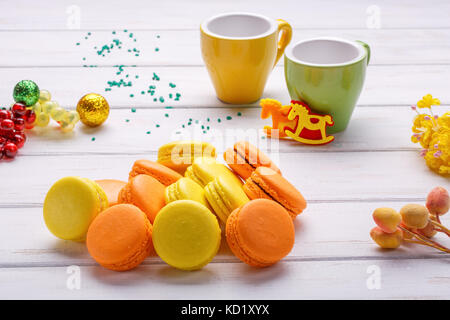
1,259,450,300
0,0,449,300
14,107,417,155
1,0,450,30
1,203,448,267
1,29,450,67
1,151,448,206
1,65,450,109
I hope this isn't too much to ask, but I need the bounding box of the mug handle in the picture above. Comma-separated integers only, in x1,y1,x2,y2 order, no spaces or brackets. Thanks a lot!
274,19,292,67
356,40,371,65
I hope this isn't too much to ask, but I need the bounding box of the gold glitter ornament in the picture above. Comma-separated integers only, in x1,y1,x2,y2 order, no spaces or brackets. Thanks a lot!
76,93,109,127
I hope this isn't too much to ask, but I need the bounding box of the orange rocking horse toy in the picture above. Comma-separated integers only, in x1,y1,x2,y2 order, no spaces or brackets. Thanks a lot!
260,98,335,145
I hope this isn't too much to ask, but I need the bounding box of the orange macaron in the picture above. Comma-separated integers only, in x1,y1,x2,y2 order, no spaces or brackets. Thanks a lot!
95,179,127,206
86,204,153,271
129,159,182,186
118,174,166,223
224,141,281,180
243,167,306,218
226,199,295,267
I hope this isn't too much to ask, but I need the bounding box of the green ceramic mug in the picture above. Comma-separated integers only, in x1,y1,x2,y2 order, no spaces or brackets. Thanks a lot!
284,38,370,133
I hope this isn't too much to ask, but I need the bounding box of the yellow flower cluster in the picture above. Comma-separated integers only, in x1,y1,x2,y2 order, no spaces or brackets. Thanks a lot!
411,94,450,176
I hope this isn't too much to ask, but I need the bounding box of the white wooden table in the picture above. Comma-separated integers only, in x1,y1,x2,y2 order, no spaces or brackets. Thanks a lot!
0,0,449,299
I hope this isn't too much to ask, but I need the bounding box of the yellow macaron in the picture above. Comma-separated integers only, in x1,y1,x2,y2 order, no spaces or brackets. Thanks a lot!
43,176,108,241
157,140,216,174
152,200,221,271
165,177,210,209
185,157,242,187
204,174,250,224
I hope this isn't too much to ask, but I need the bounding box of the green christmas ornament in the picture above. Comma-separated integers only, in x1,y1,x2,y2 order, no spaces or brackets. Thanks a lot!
13,80,40,106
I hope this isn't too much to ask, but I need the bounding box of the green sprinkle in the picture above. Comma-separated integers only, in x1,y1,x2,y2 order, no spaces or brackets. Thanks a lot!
182,125,185,128
125,119,130,123
87,32,91,35
237,112,242,116
82,57,86,61
141,91,145,95
146,131,151,134
105,88,111,92
165,106,173,109
91,137,96,141
129,33,133,38
131,108,136,113
156,124,160,128
169,93,173,99
195,120,199,124
201,125,205,129
153,98,157,102
165,113,169,117
218,118,221,123
130,94,134,98
124,29,128,32
187,122,192,126
261,136,266,140
76,42,80,46
207,118,210,122
152,73,160,81
155,48,159,52
226,116,232,120
159,97,165,103
207,126,210,130
112,31,116,34
157,35,160,38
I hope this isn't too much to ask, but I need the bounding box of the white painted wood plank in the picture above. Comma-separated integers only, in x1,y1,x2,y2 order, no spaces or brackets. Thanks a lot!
17,106,417,155
1,258,449,299
0,151,447,206
0,0,448,30
1,202,448,266
1,29,449,67
1,65,450,108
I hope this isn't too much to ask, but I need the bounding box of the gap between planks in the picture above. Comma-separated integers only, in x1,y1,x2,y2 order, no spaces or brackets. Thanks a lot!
0,197,429,209
1,254,449,270
2,27,450,32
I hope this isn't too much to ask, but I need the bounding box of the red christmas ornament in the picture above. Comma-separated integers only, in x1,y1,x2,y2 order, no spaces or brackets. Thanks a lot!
24,109,36,129
12,103,27,117
0,104,31,160
3,142,18,158
0,109,12,120
1,119,14,131
12,133,26,148
13,118,25,131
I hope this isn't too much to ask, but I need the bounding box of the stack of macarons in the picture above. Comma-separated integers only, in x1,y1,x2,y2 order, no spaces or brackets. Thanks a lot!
43,140,306,272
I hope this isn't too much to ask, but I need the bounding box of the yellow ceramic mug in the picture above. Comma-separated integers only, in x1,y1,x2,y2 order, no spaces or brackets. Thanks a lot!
201,12,292,104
